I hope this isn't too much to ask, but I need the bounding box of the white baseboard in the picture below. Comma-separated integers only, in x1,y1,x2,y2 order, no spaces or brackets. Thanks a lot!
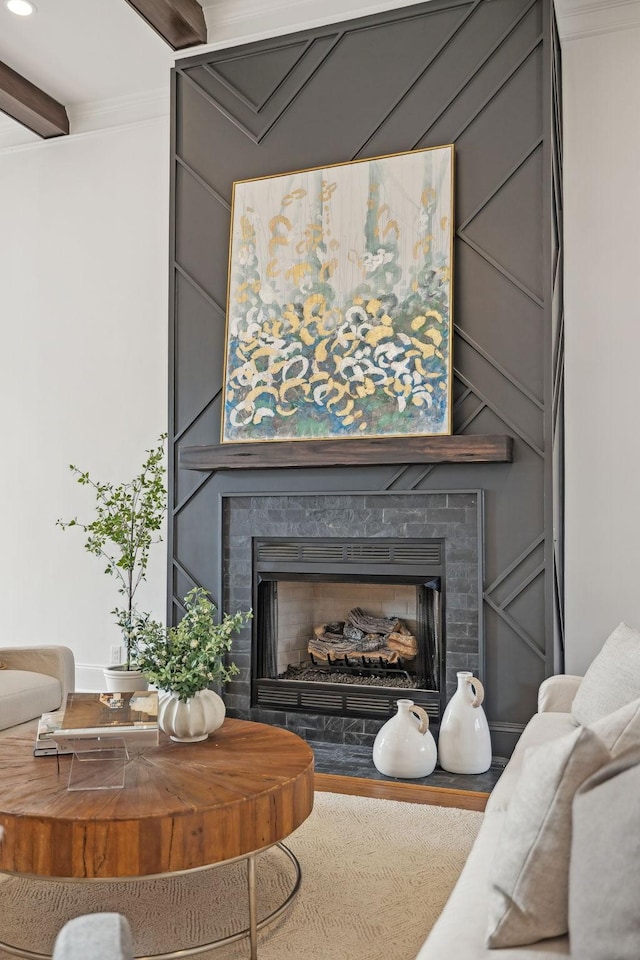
74,663,107,692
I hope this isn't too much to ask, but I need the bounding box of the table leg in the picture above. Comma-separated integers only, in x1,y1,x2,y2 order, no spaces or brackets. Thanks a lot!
247,853,257,960
0,844,302,960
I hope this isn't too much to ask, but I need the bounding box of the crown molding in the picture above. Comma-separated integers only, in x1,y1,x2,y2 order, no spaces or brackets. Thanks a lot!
555,0,640,41
177,0,640,54
189,0,429,53
68,87,170,133
0,114,168,157
0,86,169,151
203,0,426,28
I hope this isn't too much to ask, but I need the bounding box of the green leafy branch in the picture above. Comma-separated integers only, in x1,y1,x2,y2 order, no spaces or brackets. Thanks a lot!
57,434,167,665
130,588,252,701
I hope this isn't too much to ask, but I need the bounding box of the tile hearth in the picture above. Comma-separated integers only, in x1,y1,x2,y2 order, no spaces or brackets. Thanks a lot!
309,739,505,793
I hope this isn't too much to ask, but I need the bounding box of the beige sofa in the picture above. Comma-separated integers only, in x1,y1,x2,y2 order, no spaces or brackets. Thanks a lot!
416,644,640,960
416,674,582,960
0,646,75,733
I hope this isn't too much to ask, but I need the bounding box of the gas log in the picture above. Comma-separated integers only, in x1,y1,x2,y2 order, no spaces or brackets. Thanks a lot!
309,608,418,663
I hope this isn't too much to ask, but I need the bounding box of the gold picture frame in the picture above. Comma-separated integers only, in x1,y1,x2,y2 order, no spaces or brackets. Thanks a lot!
222,144,454,443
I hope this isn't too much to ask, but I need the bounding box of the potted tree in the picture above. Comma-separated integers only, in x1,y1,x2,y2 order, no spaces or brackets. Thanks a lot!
57,435,167,692
130,587,252,741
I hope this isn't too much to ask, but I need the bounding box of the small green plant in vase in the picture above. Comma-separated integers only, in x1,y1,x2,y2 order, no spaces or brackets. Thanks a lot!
57,435,167,690
131,588,252,742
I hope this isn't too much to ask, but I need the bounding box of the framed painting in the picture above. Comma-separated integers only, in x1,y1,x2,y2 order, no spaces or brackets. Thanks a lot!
221,144,454,444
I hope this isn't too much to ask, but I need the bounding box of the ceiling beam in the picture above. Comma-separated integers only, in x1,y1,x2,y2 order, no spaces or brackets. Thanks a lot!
0,60,69,139
124,0,207,50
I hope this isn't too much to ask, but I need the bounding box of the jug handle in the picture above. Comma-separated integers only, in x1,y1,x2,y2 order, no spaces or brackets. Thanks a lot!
410,704,430,734
466,677,485,708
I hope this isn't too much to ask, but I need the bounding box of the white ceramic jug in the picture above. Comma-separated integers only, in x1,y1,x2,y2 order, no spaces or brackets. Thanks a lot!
372,698,437,779
437,671,492,774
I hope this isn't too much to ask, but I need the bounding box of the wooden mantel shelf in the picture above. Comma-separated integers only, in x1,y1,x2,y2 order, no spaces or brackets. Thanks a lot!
179,435,513,472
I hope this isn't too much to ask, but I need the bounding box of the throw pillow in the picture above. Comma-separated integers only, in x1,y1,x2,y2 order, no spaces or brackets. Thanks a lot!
569,745,640,960
590,696,640,755
571,622,640,725
485,725,610,948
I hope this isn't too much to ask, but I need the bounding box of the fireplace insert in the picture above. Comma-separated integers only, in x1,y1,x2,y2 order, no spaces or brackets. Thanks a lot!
252,537,445,722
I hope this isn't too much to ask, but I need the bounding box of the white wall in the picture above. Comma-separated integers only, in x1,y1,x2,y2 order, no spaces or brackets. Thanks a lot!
0,117,169,689
563,25,640,673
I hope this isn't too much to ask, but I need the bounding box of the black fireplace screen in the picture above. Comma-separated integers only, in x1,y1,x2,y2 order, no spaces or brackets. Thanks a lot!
252,537,445,719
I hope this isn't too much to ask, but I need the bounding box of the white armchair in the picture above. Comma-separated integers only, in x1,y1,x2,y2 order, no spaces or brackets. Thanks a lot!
0,645,75,732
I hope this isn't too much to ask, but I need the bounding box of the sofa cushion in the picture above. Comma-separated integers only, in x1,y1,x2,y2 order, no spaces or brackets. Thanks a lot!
415,811,570,960
571,622,640,725
485,725,610,948
569,746,640,960
589,696,640,755
485,713,576,814
0,670,62,731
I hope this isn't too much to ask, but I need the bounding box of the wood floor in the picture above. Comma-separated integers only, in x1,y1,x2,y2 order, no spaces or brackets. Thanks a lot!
314,772,489,811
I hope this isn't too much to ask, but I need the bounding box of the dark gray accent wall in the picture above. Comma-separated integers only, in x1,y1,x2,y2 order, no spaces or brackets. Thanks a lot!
169,0,563,758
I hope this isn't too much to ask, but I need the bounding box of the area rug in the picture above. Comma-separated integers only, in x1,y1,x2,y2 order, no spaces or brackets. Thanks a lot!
0,792,483,960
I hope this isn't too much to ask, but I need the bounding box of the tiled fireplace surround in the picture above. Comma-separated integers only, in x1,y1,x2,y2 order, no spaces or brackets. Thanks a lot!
222,491,482,749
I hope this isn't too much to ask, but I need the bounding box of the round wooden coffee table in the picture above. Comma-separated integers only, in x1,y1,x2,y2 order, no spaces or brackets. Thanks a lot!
0,718,314,959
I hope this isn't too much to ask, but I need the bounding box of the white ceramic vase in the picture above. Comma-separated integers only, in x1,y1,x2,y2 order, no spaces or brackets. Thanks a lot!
103,666,149,693
158,689,226,743
437,671,492,774
372,698,437,779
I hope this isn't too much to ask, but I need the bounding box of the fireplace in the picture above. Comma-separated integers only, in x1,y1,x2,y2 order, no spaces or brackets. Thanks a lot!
223,491,482,746
253,537,444,721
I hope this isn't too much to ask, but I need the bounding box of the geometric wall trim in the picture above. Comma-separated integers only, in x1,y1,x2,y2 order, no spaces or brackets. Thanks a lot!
169,0,563,757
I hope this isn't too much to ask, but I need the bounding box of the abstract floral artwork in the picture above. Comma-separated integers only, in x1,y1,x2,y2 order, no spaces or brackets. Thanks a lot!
222,145,454,443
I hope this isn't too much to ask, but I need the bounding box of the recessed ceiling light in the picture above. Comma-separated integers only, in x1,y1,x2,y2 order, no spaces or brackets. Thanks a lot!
5,0,37,15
